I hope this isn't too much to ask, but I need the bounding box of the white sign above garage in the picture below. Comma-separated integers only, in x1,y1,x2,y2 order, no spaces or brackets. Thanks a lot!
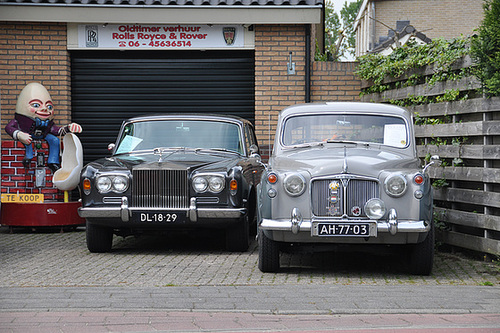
69,24,252,50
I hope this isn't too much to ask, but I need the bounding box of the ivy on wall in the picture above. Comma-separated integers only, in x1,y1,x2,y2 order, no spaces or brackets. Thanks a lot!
355,0,500,100
355,37,472,103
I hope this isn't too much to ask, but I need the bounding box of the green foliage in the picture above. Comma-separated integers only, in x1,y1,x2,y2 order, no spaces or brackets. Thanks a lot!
471,0,500,96
356,38,471,100
319,1,341,60
316,0,362,61
339,0,363,58
432,178,449,189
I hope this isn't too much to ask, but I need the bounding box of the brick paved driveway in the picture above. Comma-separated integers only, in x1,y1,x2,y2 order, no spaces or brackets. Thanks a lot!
0,226,498,287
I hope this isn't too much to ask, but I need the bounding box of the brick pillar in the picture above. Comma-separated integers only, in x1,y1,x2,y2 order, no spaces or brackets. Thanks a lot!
1,22,71,201
254,24,307,160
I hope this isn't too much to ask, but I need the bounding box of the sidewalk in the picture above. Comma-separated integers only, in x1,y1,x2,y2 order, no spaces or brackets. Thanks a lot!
1,285,499,332
1,311,499,333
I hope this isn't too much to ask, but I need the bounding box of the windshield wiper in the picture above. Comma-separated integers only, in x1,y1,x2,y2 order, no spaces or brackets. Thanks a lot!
325,139,359,144
285,141,324,150
152,147,192,162
195,147,241,155
325,140,376,147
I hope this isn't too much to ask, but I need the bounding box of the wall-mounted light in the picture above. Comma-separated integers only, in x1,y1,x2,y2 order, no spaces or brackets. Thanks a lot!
287,51,296,75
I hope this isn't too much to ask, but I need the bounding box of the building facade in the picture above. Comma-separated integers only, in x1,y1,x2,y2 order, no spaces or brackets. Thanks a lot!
0,1,361,201
354,0,484,56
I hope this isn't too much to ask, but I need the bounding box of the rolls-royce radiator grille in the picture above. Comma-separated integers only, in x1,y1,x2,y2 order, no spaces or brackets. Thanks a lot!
132,169,189,208
311,178,379,217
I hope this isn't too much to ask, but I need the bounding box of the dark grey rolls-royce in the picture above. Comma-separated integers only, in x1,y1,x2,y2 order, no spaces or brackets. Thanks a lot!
257,102,438,275
78,114,263,253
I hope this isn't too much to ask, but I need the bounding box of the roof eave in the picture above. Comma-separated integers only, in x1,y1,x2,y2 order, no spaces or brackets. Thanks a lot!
0,4,322,24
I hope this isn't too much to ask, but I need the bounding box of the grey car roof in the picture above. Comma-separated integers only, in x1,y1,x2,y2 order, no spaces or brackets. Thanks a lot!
279,102,412,119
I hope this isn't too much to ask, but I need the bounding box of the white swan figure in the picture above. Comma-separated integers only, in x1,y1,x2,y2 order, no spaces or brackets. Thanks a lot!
53,133,83,192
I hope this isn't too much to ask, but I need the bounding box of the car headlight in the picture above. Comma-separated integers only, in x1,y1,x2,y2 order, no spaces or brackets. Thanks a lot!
384,173,407,197
193,176,208,193
193,174,225,193
112,175,128,193
364,198,386,220
96,176,112,193
208,176,225,193
96,175,129,193
283,173,306,197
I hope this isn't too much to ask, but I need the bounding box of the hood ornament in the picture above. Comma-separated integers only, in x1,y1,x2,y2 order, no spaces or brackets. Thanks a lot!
153,148,164,162
342,146,348,174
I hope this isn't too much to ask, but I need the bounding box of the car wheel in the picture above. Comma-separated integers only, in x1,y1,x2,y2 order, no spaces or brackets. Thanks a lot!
408,223,434,275
225,214,250,252
258,229,280,272
86,220,113,253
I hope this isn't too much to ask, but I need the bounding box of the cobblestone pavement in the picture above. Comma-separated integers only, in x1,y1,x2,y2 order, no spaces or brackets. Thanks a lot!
0,226,499,332
0,226,498,287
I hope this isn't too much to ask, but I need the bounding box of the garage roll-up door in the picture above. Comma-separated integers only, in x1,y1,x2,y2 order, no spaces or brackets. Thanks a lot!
71,50,255,164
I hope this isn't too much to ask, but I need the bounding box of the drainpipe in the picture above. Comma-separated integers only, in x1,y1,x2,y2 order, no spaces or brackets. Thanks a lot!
305,24,311,103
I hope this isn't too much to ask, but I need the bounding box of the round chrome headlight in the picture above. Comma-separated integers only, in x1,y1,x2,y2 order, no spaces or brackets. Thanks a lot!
384,173,407,197
364,198,386,220
208,176,225,193
112,176,128,193
283,173,306,197
96,176,112,193
193,176,208,193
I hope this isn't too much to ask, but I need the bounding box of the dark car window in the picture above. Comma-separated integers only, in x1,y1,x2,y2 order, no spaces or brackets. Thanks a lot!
282,114,408,148
115,120,244,154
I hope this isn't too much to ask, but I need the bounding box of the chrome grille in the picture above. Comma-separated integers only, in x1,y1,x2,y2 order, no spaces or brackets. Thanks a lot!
132,169,189,208
312,178,379,217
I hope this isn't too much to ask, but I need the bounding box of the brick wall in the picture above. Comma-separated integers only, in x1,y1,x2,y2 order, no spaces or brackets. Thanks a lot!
311,61,361,103
1,141,62,201
1,22,71,201
254,25,362,160
374,0,483,42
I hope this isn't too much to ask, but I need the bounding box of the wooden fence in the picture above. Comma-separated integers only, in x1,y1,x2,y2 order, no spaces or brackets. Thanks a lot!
361,56,500,257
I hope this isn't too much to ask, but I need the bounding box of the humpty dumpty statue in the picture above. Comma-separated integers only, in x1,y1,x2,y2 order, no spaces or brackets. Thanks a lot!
5,82,82,172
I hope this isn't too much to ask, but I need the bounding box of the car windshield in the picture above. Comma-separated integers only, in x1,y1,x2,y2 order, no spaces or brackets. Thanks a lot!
282,114,408,148
115,120,244,154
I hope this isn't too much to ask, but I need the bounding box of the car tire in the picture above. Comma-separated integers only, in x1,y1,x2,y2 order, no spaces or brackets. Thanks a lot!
258,229,280,272
408,223,434,275
225,214,250,252
86,220,113,253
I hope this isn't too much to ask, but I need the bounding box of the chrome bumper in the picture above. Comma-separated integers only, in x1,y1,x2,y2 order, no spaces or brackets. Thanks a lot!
78,197,246,222
260,208,430,236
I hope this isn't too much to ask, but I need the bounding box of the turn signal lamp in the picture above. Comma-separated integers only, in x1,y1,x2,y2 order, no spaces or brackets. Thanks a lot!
267,172,278,184
229,179,238,192
413,174,424,185
83,178,91,195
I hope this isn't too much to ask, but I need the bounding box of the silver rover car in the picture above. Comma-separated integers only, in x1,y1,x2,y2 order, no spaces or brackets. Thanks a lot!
257,102,437,275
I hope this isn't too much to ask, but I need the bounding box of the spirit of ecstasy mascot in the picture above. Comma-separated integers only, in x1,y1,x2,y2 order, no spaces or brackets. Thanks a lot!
5,82,82,172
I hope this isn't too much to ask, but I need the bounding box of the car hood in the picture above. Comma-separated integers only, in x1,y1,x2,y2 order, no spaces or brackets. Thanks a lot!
85,149,241,173
271,146,420,178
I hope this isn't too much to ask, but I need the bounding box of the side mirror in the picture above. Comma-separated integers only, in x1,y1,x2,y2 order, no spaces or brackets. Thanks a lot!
423,155,440,173
249,144,259,155
248,144,262,166
108,143,116,153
